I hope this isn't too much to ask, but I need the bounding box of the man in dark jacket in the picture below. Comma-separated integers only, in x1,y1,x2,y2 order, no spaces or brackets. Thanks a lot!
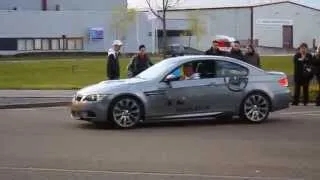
292,43,313,106
205,40,225,56
107,40,122,80
127,45,153,77
228,41,245,61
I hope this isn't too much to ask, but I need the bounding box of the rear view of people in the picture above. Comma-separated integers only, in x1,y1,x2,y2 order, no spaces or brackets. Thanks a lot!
312,45,320,106
244,44,261,68
292,43,313,106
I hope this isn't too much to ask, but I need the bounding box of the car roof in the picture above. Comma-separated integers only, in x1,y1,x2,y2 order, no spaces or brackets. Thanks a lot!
164,55,245,65
162,55,264,73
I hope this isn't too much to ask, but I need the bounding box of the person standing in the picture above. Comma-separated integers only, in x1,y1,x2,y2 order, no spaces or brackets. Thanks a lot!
205,40,225,56
244,44,261,68
228,41,245,61
312,45,320,106
292,43,313,106
107,40,122,80
127,45,153,78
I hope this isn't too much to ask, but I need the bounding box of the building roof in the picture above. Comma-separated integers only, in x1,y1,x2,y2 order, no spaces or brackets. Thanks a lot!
136,0,320,12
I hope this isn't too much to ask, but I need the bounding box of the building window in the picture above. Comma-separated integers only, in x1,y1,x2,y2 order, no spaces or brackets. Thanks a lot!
16,37,84,51
0,38,18,50
17,39,26,50
66,38,83,50
26,40,34,50
51,39,59,50
67,39,76,50
42,39,49,50
34,39,42,50
75,39,83,50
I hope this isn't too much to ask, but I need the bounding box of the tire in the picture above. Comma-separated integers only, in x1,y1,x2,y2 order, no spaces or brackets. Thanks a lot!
108,96,143,129
240,93,271,123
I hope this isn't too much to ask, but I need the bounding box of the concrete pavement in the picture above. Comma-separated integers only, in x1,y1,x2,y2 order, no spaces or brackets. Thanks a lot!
0,90,76,98
0,90,75,109
0,106,319,179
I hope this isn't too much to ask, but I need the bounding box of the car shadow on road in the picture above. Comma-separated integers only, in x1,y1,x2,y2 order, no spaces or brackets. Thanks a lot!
76,117,286,131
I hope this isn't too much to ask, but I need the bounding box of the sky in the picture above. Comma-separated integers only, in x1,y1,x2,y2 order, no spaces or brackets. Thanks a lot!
127,0,320,9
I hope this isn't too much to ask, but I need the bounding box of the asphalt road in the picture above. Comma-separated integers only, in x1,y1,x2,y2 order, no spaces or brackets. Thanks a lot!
0,106,320,180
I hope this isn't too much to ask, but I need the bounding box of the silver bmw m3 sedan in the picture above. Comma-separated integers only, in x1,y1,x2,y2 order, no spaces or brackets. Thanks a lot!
70,55,291,129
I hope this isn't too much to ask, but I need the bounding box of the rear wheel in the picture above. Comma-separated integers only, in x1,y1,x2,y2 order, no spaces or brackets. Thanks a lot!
109,97,142,129
240,93,270,123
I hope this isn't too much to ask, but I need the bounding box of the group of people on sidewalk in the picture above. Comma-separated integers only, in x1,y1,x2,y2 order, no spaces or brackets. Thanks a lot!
105,39,320,106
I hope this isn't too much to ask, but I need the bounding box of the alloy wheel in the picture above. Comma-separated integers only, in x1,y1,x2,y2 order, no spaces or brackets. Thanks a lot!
112,98,141,128
243,94,269,122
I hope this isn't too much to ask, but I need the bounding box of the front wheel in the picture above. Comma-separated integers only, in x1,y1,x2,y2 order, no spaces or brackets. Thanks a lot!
109,97,142,129
240,93,271,123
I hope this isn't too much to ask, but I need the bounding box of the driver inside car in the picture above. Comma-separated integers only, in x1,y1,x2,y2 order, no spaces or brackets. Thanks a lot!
168,63,200,80
181,63,200,80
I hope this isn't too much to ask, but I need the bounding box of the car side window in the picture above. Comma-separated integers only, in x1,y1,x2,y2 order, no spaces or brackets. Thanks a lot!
166,60,217,81
215,61,248,77
195,60,216,79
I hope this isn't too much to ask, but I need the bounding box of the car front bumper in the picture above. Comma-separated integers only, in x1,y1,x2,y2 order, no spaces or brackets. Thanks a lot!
70,100,108,123
271,89,291,112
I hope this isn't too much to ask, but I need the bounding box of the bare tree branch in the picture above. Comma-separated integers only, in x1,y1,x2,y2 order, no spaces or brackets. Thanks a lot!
145,0,163,20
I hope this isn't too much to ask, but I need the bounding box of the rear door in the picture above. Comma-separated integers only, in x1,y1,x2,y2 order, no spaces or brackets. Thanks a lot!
212,60,249,111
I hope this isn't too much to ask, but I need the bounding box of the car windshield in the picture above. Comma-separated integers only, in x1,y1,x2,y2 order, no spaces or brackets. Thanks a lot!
136,59,178,80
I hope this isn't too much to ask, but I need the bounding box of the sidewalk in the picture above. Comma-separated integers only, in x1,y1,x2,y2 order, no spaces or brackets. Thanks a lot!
0,90,76,98
0,90,75,109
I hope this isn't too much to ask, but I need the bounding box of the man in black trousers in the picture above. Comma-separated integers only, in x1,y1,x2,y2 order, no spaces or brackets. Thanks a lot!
107,40,122,80
292,43,313,106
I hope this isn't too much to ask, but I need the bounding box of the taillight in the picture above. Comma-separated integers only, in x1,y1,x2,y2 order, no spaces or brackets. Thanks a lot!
278,77,288,87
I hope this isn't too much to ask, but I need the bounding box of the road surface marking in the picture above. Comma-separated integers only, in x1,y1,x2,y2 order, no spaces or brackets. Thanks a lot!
0,166,304,180
304,113,320,116
280,111,320,115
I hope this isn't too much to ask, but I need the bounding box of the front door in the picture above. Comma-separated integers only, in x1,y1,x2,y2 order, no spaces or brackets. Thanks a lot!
167,79,215,116
283,25,293,49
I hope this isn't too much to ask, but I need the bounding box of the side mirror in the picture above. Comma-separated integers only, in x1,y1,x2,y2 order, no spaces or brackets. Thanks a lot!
164,74,178,83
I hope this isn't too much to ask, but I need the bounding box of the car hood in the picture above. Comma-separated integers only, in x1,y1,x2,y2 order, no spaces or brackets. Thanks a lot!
77,78,146,95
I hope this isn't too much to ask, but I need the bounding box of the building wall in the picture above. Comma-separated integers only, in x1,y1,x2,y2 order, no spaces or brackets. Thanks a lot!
0,11,152,54
0,0,126,11
160,8,251,51
254,2,320,48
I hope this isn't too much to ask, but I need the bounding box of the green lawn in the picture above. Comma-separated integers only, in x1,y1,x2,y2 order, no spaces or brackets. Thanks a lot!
260,56,292,75
0,55,294,90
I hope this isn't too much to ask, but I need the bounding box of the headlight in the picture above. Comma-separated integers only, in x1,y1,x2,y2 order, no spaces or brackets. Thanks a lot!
83,94,109,102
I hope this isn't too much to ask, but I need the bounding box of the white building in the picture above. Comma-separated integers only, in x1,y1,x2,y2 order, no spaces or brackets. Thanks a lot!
0,0,319,55
156,0,320,51
0,0,153,55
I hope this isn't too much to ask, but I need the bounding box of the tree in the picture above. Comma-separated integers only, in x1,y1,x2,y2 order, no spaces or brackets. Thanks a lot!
187,10,206,49
145,0,181,58
111,6,137,41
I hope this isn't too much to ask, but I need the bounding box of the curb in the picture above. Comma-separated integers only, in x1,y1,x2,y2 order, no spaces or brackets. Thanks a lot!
0,101,70,109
